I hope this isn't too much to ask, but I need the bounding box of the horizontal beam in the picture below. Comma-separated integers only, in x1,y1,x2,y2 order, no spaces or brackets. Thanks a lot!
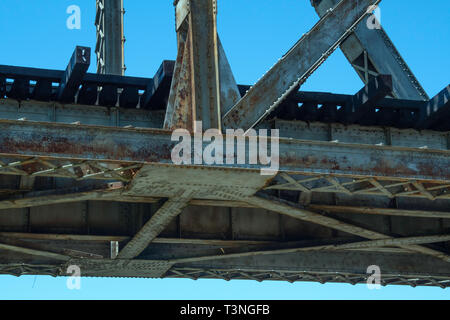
0,99,164,128
222,0,381,131
296,91,425,110
0,232,129,242
0,183,123,210
0,65,150,88
171,234,450,264
142,244,450,285
4,232,403,254
310,204,450,219
166,267,450,287
0,233,279,247
0,242,70,261
0,119,449,182
0,260,447,287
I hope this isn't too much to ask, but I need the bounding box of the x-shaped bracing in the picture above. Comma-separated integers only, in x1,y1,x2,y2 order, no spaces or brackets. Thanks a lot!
267,173,450,201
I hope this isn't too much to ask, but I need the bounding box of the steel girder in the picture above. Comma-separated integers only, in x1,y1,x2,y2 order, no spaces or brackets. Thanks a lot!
222,0,381,131
1,238,450,287
311,0,428,100
117,191,194,259
0,119,449,183
165,0,240,131
0,1,449,287
0,262,448,288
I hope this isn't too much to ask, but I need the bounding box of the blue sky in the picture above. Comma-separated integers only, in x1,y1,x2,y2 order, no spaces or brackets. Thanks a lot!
0,1,449,299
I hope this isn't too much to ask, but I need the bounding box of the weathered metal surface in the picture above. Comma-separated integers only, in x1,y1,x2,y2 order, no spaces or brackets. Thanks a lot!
2,65,446,130
167,0,222,131
164,30,193,130
0,1,448,288
0,99,164,128
175,0,190,31
312,0,428,100
272,119,450,149
188,0,220,130
0,119,449,183
222,0,381,131
125,165,272,199
117,191,194,259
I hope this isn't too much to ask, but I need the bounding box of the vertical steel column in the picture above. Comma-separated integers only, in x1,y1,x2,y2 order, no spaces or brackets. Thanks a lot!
95,0,125,75
189,0,221,130
166,0,231,132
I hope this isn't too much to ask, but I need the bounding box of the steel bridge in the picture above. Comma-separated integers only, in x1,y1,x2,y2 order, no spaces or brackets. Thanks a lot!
0,0,449,288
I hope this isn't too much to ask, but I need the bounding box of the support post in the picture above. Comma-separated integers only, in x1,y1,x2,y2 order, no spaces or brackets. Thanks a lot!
95,0,125,75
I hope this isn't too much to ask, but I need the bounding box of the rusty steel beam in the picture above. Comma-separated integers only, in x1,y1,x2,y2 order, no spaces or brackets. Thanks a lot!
222,0,381,131
164,27,192,130
0,119,449,182
116,191,194,259
188,0,220,130
166,0,222,131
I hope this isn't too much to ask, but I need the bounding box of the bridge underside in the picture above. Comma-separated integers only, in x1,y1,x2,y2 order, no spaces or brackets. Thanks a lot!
0,0,449,288
0,95,448,287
